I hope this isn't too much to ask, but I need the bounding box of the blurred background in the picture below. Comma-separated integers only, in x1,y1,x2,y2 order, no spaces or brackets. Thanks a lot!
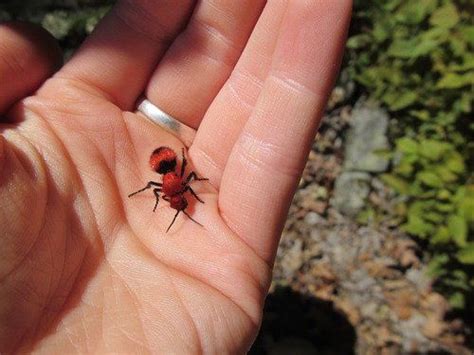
1,1,472,353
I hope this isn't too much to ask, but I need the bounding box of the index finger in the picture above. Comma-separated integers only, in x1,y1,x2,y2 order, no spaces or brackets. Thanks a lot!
219,0,352,264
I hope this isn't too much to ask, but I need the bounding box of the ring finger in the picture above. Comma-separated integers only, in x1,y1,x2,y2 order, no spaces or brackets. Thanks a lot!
144,0,266,129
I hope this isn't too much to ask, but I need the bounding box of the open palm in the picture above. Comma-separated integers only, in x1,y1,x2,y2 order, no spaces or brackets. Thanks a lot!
0,1,351,353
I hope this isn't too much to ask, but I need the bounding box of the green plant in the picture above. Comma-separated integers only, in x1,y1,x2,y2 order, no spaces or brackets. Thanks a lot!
348,0,474,311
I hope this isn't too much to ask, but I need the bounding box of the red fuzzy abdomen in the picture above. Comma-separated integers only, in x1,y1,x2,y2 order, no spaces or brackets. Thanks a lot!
149,146,177,174
162,173,183,196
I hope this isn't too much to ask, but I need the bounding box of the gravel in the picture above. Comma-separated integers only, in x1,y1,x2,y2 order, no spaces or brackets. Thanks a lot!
251,96,470,354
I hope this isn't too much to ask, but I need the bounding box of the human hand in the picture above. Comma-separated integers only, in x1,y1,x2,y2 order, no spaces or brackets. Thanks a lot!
0,1,351,353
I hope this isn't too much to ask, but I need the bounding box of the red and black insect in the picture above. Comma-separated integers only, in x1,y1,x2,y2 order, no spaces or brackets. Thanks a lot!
128,146,208,232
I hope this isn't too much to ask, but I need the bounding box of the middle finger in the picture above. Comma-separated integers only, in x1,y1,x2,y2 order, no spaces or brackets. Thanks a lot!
144,0,266,129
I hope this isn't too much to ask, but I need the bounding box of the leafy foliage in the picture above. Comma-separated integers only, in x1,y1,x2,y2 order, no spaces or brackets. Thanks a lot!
349,0,474,311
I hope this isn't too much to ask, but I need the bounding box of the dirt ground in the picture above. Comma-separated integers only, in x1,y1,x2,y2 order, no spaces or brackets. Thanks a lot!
250,90,471,354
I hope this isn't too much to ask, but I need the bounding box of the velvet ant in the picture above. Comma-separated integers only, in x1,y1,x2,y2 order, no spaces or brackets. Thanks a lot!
128,146,208,232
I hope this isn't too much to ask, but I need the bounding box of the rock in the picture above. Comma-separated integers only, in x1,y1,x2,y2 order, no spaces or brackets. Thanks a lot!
344,102,390,173
303,212,325,226
422,316,445,339
360,302,378,318
405,268,432,293
357,227,383,254
365,260,400,279
310,283,335,300
376,326,400,347
397,315,429,352
281,239,304,275
384,279,409,290
399,249,419,268
298,184,329,214
336,299,361,324
327,69,356,110
327,86,347,109
421,293,450,320
350,269,377,291
332,172,371,217
385,289,416,320
392,239,420,268
310,263,336,282
301,200,327,215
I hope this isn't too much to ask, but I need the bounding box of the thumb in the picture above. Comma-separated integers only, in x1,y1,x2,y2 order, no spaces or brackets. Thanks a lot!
0,20,57,281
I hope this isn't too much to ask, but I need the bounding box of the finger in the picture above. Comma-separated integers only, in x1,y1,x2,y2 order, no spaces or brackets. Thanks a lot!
219,0,352,263
190,0,288,186
52,0,196,110
0,22,62,115
145,0,266,128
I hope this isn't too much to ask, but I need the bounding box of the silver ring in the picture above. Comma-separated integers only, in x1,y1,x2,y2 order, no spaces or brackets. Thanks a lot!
136,97,196,147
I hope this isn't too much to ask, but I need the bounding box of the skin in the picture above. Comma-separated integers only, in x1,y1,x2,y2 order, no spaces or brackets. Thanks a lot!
0,1,352,353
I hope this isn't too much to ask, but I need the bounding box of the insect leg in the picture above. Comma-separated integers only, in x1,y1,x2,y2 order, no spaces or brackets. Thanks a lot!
185,171,209,184
166,210,181,233
184,186,204,203
180,148,187,178
152,188,161,212
183,210,203,227
128,181,162,197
